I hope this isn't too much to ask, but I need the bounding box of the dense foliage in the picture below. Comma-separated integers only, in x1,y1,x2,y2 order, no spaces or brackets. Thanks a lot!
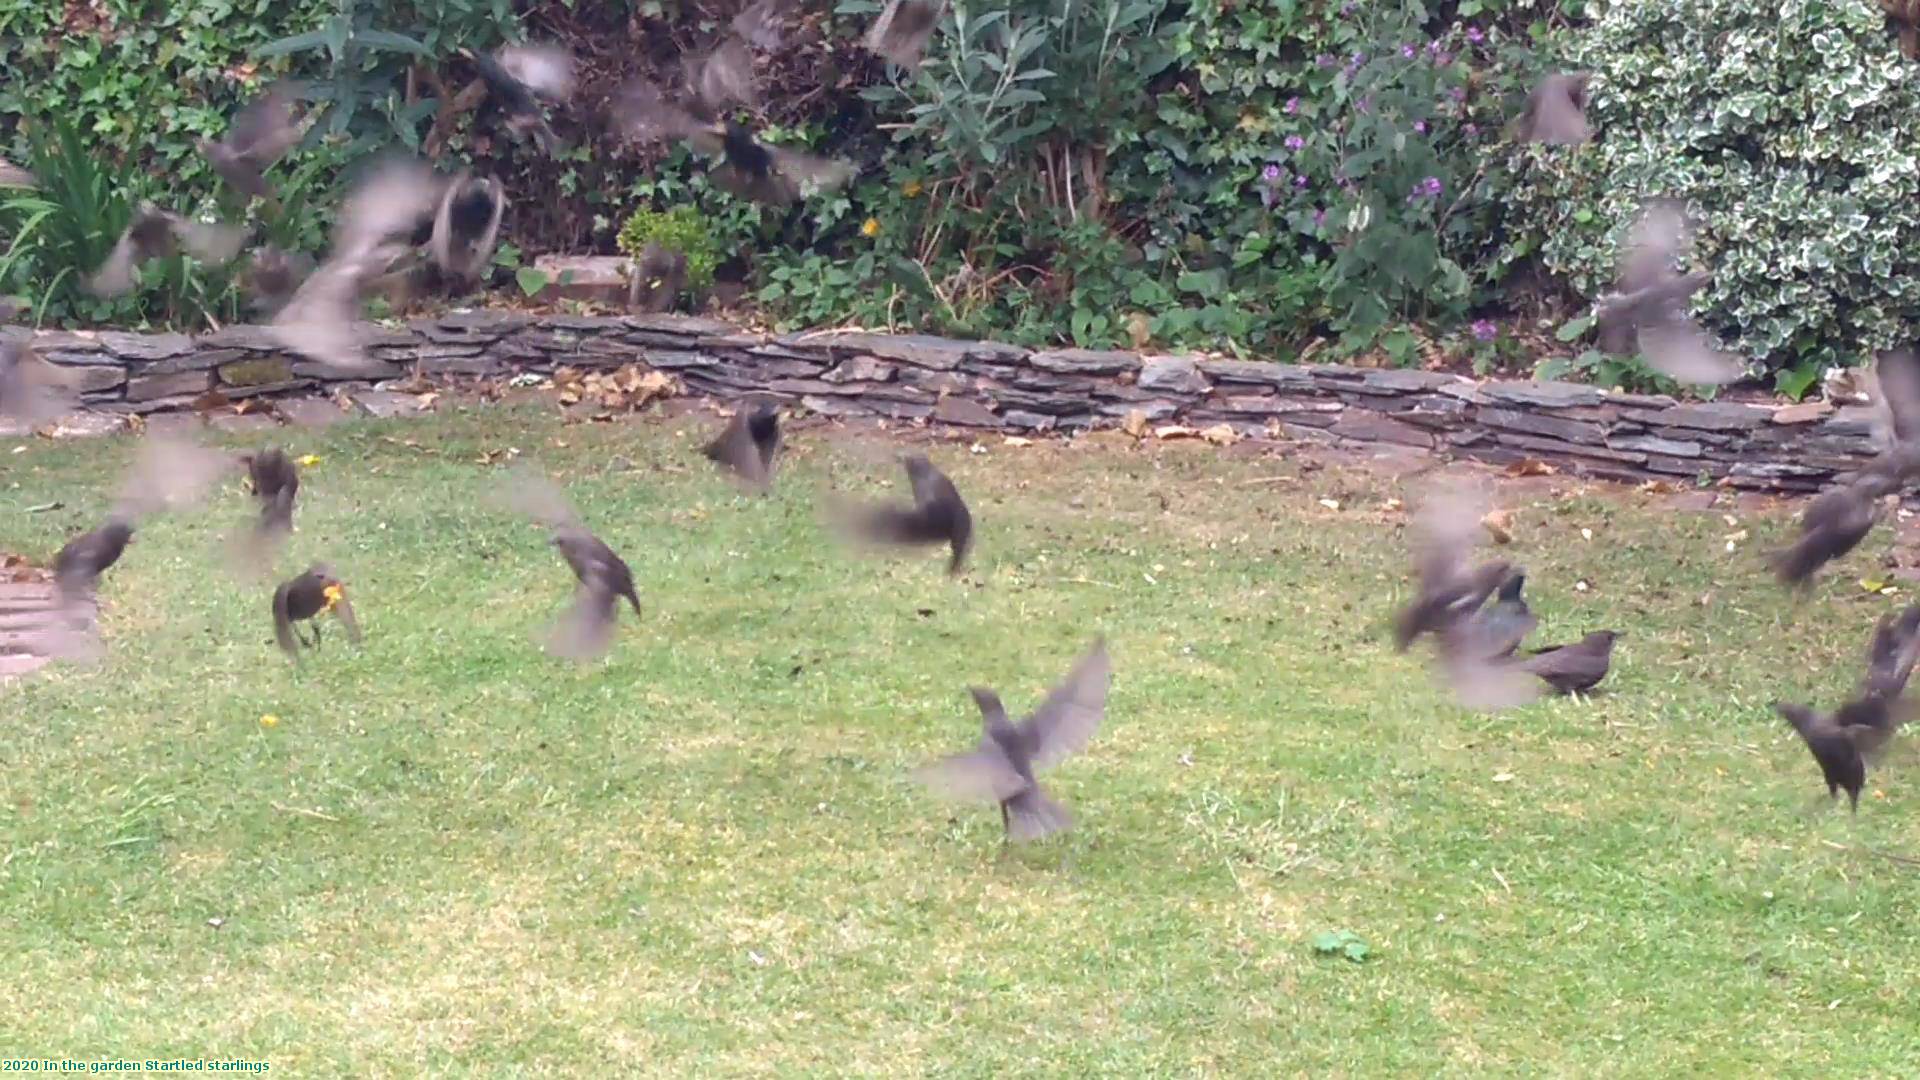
1500,0,1920,386
2,0,1915,376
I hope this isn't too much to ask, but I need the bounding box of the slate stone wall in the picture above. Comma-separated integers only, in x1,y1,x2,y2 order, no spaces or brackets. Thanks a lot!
17,313,1872,492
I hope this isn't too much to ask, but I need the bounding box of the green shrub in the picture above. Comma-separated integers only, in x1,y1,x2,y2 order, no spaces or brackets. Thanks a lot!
1500,0,1920,374
616,205,722,291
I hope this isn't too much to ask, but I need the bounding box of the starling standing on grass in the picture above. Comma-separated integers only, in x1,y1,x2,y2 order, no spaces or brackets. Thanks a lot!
830,454,973,575
1513,630,1621,695
1776,607,1919,810
272,563,361,660
914,638,1112,843
703,401,782,491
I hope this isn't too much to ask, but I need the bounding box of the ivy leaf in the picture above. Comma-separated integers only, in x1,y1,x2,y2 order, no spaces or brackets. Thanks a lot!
515,267,550,298
1310,931,1345,954
1555,314,1595,343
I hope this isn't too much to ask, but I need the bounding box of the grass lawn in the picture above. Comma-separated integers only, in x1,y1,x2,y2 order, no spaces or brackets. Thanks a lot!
2,402,1917,1075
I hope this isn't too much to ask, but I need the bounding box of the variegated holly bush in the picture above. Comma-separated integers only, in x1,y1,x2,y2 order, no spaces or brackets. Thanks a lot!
1501,0,1920,374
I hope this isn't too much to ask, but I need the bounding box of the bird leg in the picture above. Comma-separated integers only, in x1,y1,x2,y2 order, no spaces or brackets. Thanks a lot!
294,621,319,649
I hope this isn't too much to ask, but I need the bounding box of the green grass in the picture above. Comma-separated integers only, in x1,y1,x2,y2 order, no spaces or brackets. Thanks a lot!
3,405,1918,1075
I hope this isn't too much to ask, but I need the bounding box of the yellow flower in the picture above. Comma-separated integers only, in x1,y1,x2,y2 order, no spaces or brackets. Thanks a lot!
322,583,344,612
259,714,279,728
860,217,881,238
296,454,321,467
902,179,923,198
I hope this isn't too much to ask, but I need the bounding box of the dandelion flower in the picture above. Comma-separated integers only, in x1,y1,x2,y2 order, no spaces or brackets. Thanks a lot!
259,714,279,728
860,217,881,238
902,179,923,198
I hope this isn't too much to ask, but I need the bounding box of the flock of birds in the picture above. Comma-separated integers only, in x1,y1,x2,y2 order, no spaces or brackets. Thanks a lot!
1,29,1916,834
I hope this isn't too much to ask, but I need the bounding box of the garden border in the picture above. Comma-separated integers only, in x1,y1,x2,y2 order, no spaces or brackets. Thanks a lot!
11,313,1871,492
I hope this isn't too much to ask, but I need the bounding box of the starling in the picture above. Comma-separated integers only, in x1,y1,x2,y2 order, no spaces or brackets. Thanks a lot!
1861,604,1920,700
462,44,576,154
241,245,315,316
914,638,1112,843
1592,201,1743,386
1,336,78,428
54,516,135,608
1772,467,1903,587
703,401,782,491
86,203,247,298
611,79,851,207
1514,630,1621,694
1393,481,1511,651
628,243,688,314
272,563,361,660
833,454,973,575
496,472,644,661
429,173,506,283
1517,72,1592,145
229,448,299,574
1776,698,1905,812
269,241,410,373
199,81,304,204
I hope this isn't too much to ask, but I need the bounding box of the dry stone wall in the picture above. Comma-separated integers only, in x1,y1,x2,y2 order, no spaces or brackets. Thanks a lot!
13,313,1876,492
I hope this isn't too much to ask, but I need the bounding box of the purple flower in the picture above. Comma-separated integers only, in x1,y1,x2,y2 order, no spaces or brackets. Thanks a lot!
1263,163,1282,182
1471,319,1498,343
1432,50,1453,66
1294,175,1309,190
1313,208,1328,229
1350,50,1366,65
1428,40,1444,55
1464,123,1480,137
1357,96,1373,113
1316,53,1335,69
1449,87,1468,102
1466,27,1485,44
1424,176,1444,197
1399,43,1417,59
1285,134,1305,151
1284,97,1300,115
1414,120,1428,134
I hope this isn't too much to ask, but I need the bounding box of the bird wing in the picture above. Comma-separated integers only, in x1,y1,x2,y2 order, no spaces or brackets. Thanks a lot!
704,413,772,489
496,44,576,101
912,741,1028,804
333,156,444,259
733,0,793,50
1620,200,1688,294
493,470,583,530
686,37,757,114
1871,349,1920,448
866,0,945,68
1521,73,1591,145
1411,480,1490,588
227,83,304,165
545,583,618,662
1636,316,1744,386
609,80,716,149
1021,638,1113,771
1439,650,1545,711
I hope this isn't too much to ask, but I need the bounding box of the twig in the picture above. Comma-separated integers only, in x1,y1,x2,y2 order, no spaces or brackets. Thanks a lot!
271,802,341,823
1490,866,1512,893
1821,839,1920,867
1237,476,1297,487
1062,577,1121,589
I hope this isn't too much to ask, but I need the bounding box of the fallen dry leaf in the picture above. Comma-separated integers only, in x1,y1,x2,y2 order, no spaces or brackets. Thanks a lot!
1638,479,1678,495
1003,436,1033,447
1152,424,1200,440
1503,458,1558,477
1199,423,1239,446
1318,497,1341,511
1481,508,1513,545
